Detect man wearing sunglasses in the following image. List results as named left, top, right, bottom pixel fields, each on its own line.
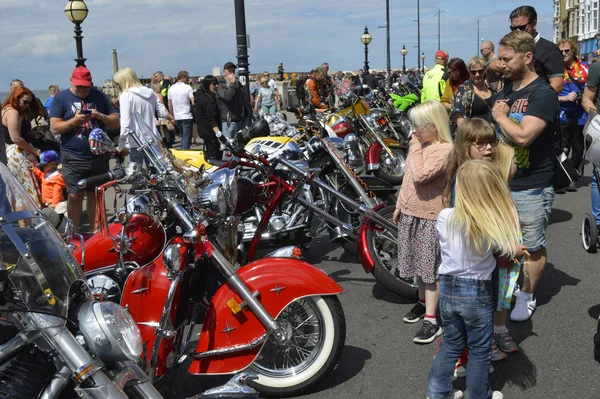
left=491, top=30, right=559, bottom=323
left=508, top=5, right=563, bottom=94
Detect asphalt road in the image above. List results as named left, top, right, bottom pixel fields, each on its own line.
left=153, top=166, right=600, bottom=399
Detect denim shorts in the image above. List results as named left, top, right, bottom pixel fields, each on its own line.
left=511, top=186, right=554, bottom=252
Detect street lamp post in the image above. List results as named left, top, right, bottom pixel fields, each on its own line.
left=64, top=0, right=89, bottom=67
left=417, top=0, right=421, bottom=72
left=378, top=0, right=392, bottom=87
left=475, top=19, right=482, bottom=56
left=361, top=26, right=373, bottom=72
left=434, top=8, right=449, bottom=51
left=401, top=45, right=408, bottom=74
left=234, top=0, right=250, bottom=95
left=421, top=52, right=426, bottom=72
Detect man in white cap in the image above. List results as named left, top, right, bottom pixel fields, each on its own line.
left=421, top=50, right=449, bottom=102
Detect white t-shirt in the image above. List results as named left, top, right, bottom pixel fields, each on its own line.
left=167, top=82, right=194, bottom=120
left=436, top=208, right=497, bottom=281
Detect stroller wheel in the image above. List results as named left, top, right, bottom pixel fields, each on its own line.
left=582, top=213, right=598, bottom=253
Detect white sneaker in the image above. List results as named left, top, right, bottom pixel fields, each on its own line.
left=510, top=289, right=536, bottom=322
left=492, top=391, right=504, bottom=399
left=426, top=389, right=463, bottom=399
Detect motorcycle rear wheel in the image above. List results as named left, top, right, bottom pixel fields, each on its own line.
left=373, top=147, right=406, bottom=186
left=367, top=205, right=418, bottom=299
left=249, top=296, right=346, bottom=397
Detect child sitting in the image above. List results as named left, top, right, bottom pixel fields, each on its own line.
left=32, top=150, right=67, bottom=212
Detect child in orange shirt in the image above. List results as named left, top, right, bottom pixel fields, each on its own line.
left=32, top=150, right=66, bottom=211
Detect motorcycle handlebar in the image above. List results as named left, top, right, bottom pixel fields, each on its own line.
left=77, top=169, right=125, bottom=189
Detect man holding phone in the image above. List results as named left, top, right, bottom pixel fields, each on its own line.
left=49, top=66, right=119, bottom=233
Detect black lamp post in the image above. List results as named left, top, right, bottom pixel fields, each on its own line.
left=421, top=52, right=426, bottom=72
left=361, top=26, right=372, bottom=72
left=401, top=45, right=408, bottom=74
left=64, top=0, right=89, bottom=67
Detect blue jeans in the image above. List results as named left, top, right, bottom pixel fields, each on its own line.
left=221, top=119, right=250, bottom=140
left=593, top=168, right=600, bottom=225
left=427, top=275, right=494, bottom=399
left=511, top=186, right=554, bottom=252
left=261, top=104, right=277, bottom=115
left=177, top=119, right=194, bottom=150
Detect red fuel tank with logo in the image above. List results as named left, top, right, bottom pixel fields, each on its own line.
left=73, top=213, right=166, bottom=272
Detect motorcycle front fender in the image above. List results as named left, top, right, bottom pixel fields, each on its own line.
left=357, top=203, right=388, bottom=273
left=365, top=139, right=403, bottom=171
left=120, top=236, right=188, bottom=378
left=188, top=258, right=343, bottom=375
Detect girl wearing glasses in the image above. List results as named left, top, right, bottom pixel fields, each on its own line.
left=393, top=100, right=453, bottom=344
left=451, top=57, right=495, bottom=131
left=427, top=160, right=525, bottom=399
left=444, top=118, right=520, bottom=379
left=0, top=86, right=45, bottom=206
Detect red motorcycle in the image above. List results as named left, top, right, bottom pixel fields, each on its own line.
left=69, top=115, right=347, bottom=397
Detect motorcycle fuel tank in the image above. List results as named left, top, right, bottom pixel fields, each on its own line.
left=73, top=213, right=166, bottom=273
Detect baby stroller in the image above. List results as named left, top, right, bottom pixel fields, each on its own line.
left=581, top=110, right=600, bottom=252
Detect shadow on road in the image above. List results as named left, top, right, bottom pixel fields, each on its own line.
left=549, top=208, right=573, bottom=225
left=314, top=345, right=372, bottom=391
left=588, top=304, right=600, bottom=320
left=328, top=269, right=376, bottom=285
left=371, top=282, right=415, bottom=304
left=534, top=263, right=581, bottom=307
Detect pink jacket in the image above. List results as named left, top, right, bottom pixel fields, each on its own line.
left=395, top=142, right=452, bottom=220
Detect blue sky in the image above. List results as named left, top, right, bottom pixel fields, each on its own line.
left=1, top=0, right=553, bottom=91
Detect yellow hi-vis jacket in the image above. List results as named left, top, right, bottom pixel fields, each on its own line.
left=421, top=64, right=447, bottom=102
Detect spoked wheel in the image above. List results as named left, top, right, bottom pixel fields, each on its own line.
left=249, top=296, right=346, bottom=397
left=582, top=212, right=598, bottom=253
left=368, top=205, right=418, bottom=299
left=373, top=148, right=406, bottom=186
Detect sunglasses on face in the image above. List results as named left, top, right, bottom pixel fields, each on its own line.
left=561, top=49, right=571, bottom=54
left=509, top=23, right=529, bottom=31
left=470, top=69, right=485, bottom=76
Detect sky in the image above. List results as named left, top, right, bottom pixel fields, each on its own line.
left=0, top=0, right=554, bottom=91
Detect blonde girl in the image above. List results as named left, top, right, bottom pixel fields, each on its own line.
left=393, top=100, right=453, bottom=344
left=427, top=160, right=526, bottom=399
left=444, top=119, right=520, bottom=375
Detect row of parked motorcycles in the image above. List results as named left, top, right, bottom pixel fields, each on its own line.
left=0, top=85, right=419, bottom=398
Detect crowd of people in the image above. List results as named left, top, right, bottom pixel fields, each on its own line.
left=2, top=3, right=600, bottom=398
left=393, top=5, right=600, bottom=399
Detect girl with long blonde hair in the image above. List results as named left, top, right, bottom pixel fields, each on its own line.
left=444, top=118, right=520, bottom=376
left=393, top=100, right=453, bottom=344
left=427, top=160, right=526, bottom=399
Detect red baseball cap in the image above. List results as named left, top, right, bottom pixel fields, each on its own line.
left=435, top=50, right=448, bottom=61
left=71, top=66, right=92, bottom=87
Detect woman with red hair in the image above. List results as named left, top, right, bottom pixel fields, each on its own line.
left=440, top=58, right=470, bottom=112
left=1, top=87, right=45, bottom=206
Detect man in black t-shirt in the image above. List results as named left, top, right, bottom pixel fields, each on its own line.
left=509, top=5, right=564, bottom=94
left=492, top=30, right=559, bottom=323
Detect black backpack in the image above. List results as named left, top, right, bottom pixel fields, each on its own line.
left=296, top=75, right=309, bottom=100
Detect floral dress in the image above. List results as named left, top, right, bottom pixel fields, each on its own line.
left=450, top=80, right=494, bottom=132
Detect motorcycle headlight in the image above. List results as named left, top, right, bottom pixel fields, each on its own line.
left=193, top=183, right=227, bottom=219
left=78, top=302, right=142, bottom=362
left=207, top=168, right=237, bottom=214
left=163, top=244, right=182, bottom=272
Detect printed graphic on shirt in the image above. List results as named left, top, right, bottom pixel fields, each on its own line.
left=495, top=100, right=530, bottom=169
left=71, top=101, right=97, bottom=142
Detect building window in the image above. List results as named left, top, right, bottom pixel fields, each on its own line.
left=594, top=1, right=599, bottom=31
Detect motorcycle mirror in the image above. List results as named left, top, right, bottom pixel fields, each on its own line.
left=117, top=210, right=131, bottom=225
left=62, top=219, right=74, bottom=244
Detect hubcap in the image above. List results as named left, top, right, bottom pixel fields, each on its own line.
left=252, top=298, right=325, bottom=377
